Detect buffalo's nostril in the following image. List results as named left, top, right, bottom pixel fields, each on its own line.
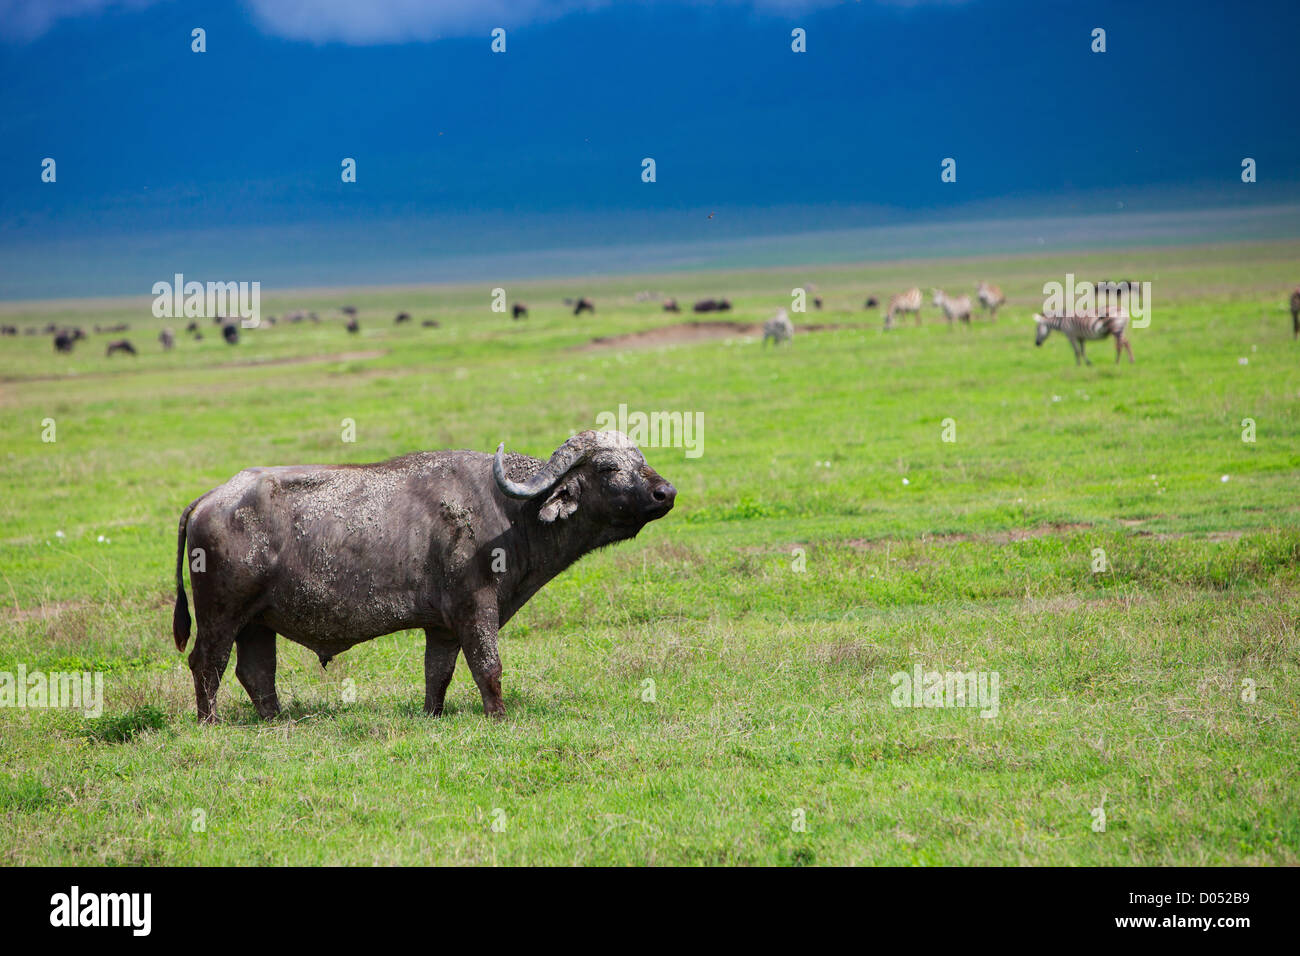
left=652, top=482, right=677, bottom=503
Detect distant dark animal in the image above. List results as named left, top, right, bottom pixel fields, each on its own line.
left=222, top=323, right=239, bottom=345
left=395, top=312, right=412, bottom=324
left=1034, top=310, right=1133, bottom=365
left=573, top=297, right=595, bottom=316
left=96, top=323, right=129, bottom=334
left=813, top=297, right=823, bottom=310
left=309, top=313, right=320, bottom=323
left=106, top=339, right=137, bottom=356
left=192, top=332, right=204, bottom=341
left=346, top=318, right=360, bottom=334
left=422, top=320, right=440, bottom=328
left=865, top=296, right=879, bottom=309
left=159, top=329, right=175, bottom=351
left=212, top=315, right=225, bottom=325
left=54, top=330, right=77, bottom=353
left=512, top=303, right=528, bottom=320
left=0, top=325, right=16, bottom=336
left=341, top=306, right=357, bottom=318
left=1292, top=287, right=1300, bottom=338
left=172, top=429, right=676, bottom=722
left=693, top=298, right=724, bottom=313
left=662, top=298, right=680, bottom=313
left=186, top=321, right=199, bottom=333
left=43, top=323, right=57, bottom=334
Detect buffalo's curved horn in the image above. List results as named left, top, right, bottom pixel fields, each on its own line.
left=494, top=434, right=593, bottom=500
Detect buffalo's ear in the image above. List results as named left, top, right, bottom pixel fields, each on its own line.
left=538, top=477, right=581, bottom=523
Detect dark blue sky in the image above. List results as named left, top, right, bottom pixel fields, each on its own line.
left=1, top=0, right=1298, bottom=295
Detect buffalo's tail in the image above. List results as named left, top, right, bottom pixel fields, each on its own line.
left=173, top=491, right=212, bottom=651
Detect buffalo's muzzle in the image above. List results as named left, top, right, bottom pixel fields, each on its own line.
left=649, top=481, right=676, bottom=514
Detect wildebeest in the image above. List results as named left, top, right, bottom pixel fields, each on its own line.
left=185, top=321, right=199, bottom=333
left=222, top=323, right=239, bottom=345
left=172, top=430, right=677, bottom=722
left=865, top=296, right=879, bottom=309
left=341, top=306, right=358, bottom=318
left=395, top=312, right=411, bottom=323
left=573, top=297, right=595, bottom=316
left=763, top=308, right=794, bottom=346
left=692, top=298, right=732, bottom=313
left=1291, top=286, right=1300, bottom=338
left=346, top=317, right=360, bottom=334
left=159, top=328, right=175, bottom=351
left=0, top=325, right=16, bottom=336
left=512, top=303, right=528, bottom=320
left=662, top=298, right=680, bottom=313
left=106, top=339, right=137, bottom=356
left=813, top=297, right=823, bottom=310
left=53, top=329, right=83, bottom=352
left=422, top=319, right=440, bottom=328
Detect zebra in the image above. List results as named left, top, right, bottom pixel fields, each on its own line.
left=931, top=289, right=972, bottom=325
left=1034, top=310, right=1134, bottom=365
left=1290, top=286, right=1299, bottom=339
left=763, top=308, right=794, bottom=346
left=976, top=281, right=1005, bottom=320
left=885, top=287, right=922, bottom=329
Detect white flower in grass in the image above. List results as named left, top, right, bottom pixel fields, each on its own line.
left=1238, top=357, right=1249, bottom=365
left=902, top=478, right=910, bottom=486
left=55, top=530, right=65, bottom=538
left=1221, top=475, right=1230, bottom=483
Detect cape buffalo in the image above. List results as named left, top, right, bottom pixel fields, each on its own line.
left=573, top=297, right=595, bottom=315
left=222, top=323, right=239, bottom=345
left=106, top=339, right=137, bottom=356
left=512, top=302, right=528, bottom=319
left=172, top=430, right=676, bottom=722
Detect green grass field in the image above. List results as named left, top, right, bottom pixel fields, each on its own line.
left=1, top=238, right=1298, bottom=865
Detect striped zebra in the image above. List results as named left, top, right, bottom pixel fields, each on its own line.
left=976, top=281, right=1005, bottom=320
left=762, top=308, right=794, bottom=346
left=931, top=289, right=972, bottom=325
left=886, top=287, right=922, bottom=329
left=1290, top=286, right=1299, bottom=338
left=1034, top=310, right=1134, bottom=365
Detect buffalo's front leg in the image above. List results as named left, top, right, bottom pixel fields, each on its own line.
left=457, top=607, right=504, bottom=718
left=423, top=628, right=460, bottom=716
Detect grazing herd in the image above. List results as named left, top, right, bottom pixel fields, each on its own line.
left=16, top=281, right=1300, bottom=370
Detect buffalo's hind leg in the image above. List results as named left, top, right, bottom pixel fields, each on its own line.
left=423, top=628, right=460, bottom=716
left=235, top=623, right=281, bottom=719
left=189, top=620, right=237, bottom=724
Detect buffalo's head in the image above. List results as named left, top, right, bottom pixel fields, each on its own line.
left=494, top=430, right=676, bottom=528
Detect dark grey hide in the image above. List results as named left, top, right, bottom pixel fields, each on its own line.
left=173, top=430, right=675, bottom=722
